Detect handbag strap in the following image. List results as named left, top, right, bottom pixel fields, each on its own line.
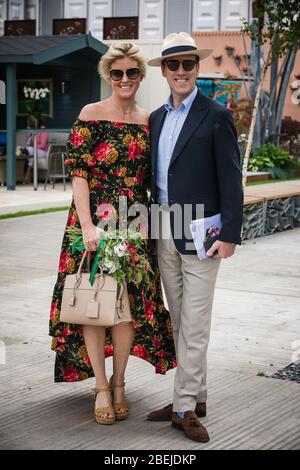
left=116, top=283, right=125, bottom=319
left=72, top=237, right=105, bottom=286
left=76, top=250, right=90, bottom=276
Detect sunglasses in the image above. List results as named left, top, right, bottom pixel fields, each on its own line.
left=109, top=67, right=140, bottom=81
left=164, top=59, right=198, bottom=72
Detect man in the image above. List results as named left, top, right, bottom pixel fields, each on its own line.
left=147, top=32, right=244, bottom=442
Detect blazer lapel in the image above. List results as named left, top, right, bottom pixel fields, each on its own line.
left=169, top=91, right=209, bottom=167
left=151, top=106, right=167, bottom=172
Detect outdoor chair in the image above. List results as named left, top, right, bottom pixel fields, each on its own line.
left=44, top=143, right=68, bottom=191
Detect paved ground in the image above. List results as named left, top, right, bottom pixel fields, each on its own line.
left=0, top=182, right=72, bottom=215
left=1, top=179, right=299, bottom=216
left=0, top=211, right=299, bottom=450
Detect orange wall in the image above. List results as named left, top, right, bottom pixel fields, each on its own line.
left=193, top=31, right=300, bottom=121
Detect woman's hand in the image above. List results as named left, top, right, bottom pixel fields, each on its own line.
left=82, top=224, right=102, bottom=252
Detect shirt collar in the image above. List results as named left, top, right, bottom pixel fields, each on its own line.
left=164, top=86, right=198, bottom=112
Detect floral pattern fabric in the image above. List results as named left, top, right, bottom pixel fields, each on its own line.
left=49, top=119, right=176, bottom=382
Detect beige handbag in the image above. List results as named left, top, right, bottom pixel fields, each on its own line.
left=60, top=250, right=131, bottom=326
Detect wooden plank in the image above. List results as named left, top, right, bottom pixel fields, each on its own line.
left=243, top=195, right=264, bottom=205
left=245, top=182, right=300, bottom=200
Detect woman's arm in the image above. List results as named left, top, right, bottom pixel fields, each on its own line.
left=72, top=176, right=100, bottom=252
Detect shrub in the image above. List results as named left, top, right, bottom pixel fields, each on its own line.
left=248, top=143, right=300, bottom=178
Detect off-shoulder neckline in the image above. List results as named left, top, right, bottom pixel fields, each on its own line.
left=75, top=118, right=149, bottom=128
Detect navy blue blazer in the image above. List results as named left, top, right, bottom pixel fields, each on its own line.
left=149, top=91, right=244, bottom=254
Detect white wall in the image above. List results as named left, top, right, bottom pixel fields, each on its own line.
left=100, top=40, right=170, bottom=113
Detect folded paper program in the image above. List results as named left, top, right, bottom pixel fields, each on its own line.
left=190, top=213, right=222, bottom=260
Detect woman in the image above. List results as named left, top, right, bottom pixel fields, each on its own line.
left=49, top=43, right=176, bottom=425
left=24, top=117, right=49, bottom=184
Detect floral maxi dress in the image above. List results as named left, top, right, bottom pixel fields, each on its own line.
left=49, top=119, right=176, bottom=382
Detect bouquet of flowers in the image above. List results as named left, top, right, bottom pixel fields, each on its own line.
left=66, top=227, right=152, bottom=287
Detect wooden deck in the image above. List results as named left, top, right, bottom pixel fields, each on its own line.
left=1, top=211, right=300, bottom=450
left=244, top=180, right=300, bottom=202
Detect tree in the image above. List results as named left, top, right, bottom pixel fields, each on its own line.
left=241, top=0, right=300, bottom=187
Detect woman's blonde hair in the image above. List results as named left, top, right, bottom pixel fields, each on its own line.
left=98, top=43, right=147, bottom=82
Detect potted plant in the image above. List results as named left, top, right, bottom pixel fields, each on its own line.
left=234, top=54, right=242, bottom=66
left=225, top=46, right=235, bottom=57
left=213, top=54, right=223, bottom=66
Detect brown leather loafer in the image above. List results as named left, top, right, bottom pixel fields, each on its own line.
left=171, top=411, right=209, bottom=443
left=147, top=402, right=206, bottom=421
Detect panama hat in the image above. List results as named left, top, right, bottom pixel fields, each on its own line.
left=148, top=32, right=212, bottom=67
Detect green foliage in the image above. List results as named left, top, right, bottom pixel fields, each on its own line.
left=241, top=0, right=300, bottom=61
left=248, top=143, right=300, bottom=178
left=66, top=227, right=153, bottom=287
left=0, top=206, right=69, bottom=220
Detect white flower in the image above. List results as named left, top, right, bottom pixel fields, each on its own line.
left=114, top=242, right=128, bottom=257
left=103, top=258, right=119, bottom=273
left=23, top=86, right=50, bottom=101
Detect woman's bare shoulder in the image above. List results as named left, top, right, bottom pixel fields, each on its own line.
left=137, top=107, right=150, bottom=125
left=78, top=101, right=107, bottom=121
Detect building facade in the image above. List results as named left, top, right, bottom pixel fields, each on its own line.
left=0, top=0, right=253, bottom=38
left=1, top=1, right=299, bottom=118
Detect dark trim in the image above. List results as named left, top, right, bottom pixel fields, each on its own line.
left=6, top=63, right=16, bottom=190
left=0, top=35, right=108, bottom=65
left=162, top=45, right=197, bottom=56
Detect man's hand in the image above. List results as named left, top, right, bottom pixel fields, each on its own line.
left=206, top=240, right=236, bottom=259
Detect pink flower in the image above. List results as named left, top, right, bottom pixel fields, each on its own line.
left=66, top=214, right=77, bottom=226
left=56, top=336, right=66, bottom=344
left=70, top=131, right=84, bottom=147
left=132, top=344, right=148, bottom=360
left=93, top=171, right=108, bottom=180
left=118, top=188, right=134, bottom=199
left=128, top=140, right=142, bottom=159
left=155, top=351, right=167, bottom=357
left=96, top=202, right=115, bottom=220
left=105, top=344, right=113, bottom=356
left=152, top=336, right=161, bottom=348
left=114, top=169, right=124, bottom=177
left=94, top=142, right=111, bottom=161
left=62, top=328, right=73, bottom=336
left=50, top=302, right=56, bottom=321
left=83, top=355, right=92, bottom=367
left=135, top=170, right=145, bottom=184
left=145, top=299, right=156, bottom=321
left=62, top=366, right=80, bottom=382
left=58, top=252, right=70, bottom=272
left=113, top=121, right=126, bottom=128
left=131, top=319, right=141, bottom=332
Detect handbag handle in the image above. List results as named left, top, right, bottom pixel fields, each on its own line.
left=72, top=237, right=105, bottom=286
left=76, top=250, right=89, bottom=277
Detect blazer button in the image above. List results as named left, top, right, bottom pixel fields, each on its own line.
left=151, top=172, right=155, bottom=176
left=169, top=173, right=173, bottom=177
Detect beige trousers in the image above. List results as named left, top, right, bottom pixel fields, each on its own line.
left=156, top=207, right=221, bottom=412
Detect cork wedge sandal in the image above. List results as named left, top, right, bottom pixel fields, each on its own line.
left=109, top=375, right=129, bottom=421
left=92, top=386, right=115, bottom=425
